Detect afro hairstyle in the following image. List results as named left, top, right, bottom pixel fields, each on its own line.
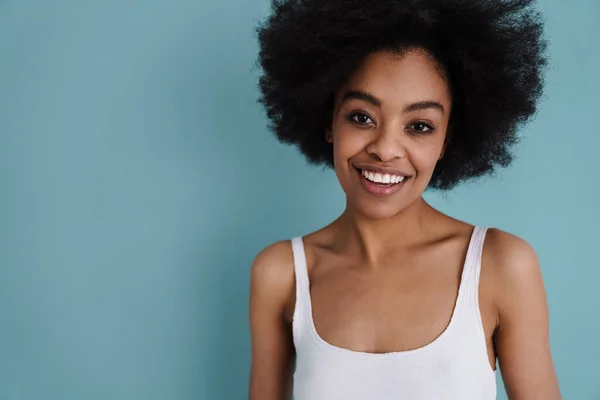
left=255, top=0, right=549, bottom=190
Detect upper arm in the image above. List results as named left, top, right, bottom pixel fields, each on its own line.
left=248, top=241, right=296, bottom=400
left=486, top=229, right=561, bottom=399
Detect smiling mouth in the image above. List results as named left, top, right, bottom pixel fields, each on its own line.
left=355, top=166, right=408, bottom=184
left=354, top=166, right=410, bottom=196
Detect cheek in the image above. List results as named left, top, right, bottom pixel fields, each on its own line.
left=409, top=139, right=446, bottom=175
left=331, top=131, right=365, bottom=188
left=413, top=145, right=440, bottom=165
left=332, top=129, right=364, bottom=164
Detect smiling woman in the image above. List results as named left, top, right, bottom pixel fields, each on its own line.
left=328, top=50, right=452, bottom=216
left=249, top=1, right=561, bottom=399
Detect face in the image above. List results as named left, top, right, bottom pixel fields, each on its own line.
left=327, top=49, right=452, bottom=220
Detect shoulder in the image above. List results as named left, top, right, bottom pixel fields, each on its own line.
left=483, top=227, right=541, bottom=279
left=482, top=227, right=546, bottom=314
left=481, top=229, right=560, bottom=398
left=249, top=240, right=296, bottom=312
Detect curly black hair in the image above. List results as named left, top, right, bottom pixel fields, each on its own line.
left=255, top=0, right=548, bottom=190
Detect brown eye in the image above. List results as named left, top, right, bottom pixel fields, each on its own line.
left=347, top=112, right=374, bottom=126
left=410, top=122, right=434, bottom=133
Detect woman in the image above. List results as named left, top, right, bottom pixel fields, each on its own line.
left=249, top=0, right=561, bottom=398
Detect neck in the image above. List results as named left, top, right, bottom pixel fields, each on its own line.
left=334, top=196, right=437, bottom=266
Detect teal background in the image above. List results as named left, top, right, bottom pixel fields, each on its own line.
left=0, top=0, right=597, bottom=399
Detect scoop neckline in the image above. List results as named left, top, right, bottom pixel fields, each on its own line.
left=295, top=226, right=479, bottom=359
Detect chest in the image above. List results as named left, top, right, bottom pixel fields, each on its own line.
left=287, top=230, right=499, bottom=375
left=308, top=256, right=464, bottom=353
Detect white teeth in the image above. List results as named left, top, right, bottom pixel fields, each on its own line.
left=361, top=169, right=405, bottom=184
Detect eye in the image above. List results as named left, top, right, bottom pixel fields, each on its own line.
left=409, top=122, right=435, bottom=133
left=347, top=112, right=375, bottom=126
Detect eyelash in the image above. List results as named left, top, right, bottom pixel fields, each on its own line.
left=345, top=112, right=435, bottom=134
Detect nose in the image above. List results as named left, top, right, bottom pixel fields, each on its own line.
left=365, top=124, right=407, bottom=162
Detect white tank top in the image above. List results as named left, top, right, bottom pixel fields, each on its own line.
left=290, top=226, right=497, bottom=400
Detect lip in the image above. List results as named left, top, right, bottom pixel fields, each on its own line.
left=353, top=165, right=410, bottom=196
left=357, top=169, right=408, bottom=196
left=352, top=162, right=412, bottom=177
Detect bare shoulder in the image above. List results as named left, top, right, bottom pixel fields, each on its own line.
left=482, top=228, right=546, bottom=313
left=482, top=229, right=560, bottom=398
left=251, top=240, right=295, bottom=282
left=483, top=228, right=542, bottom=282
left=248, top=240, right=297, bottom=399
left=250, top=240, right=296, bottom=313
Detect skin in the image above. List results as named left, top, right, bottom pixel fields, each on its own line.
left=248, top=49, right=561, bottom=399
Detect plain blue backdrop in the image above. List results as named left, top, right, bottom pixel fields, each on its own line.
left=0, top=0, right=598, bottom=399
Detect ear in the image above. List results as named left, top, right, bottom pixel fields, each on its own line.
left=325, top=128, right=333, bottom=143
left=439, top=122, right=453, bottom=160
left=438, top=143, right=446, bottom=160
left=439, top=129, right=452, bottom=160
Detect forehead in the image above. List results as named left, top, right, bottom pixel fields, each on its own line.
left=337, top=49, right=452, bottom=109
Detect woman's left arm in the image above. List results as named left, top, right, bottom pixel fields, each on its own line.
left=488, top=229, right=561, bottom=400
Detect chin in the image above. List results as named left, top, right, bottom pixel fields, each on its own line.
left=348, top=195, right=412, bottom=220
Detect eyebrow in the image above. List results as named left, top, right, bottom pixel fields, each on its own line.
left=341, top=89, right=445, bottom=114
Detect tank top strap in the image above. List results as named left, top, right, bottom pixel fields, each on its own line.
left=290, top=236, right=311, bottom=339
left=456, top=226, right=489, bottom=337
